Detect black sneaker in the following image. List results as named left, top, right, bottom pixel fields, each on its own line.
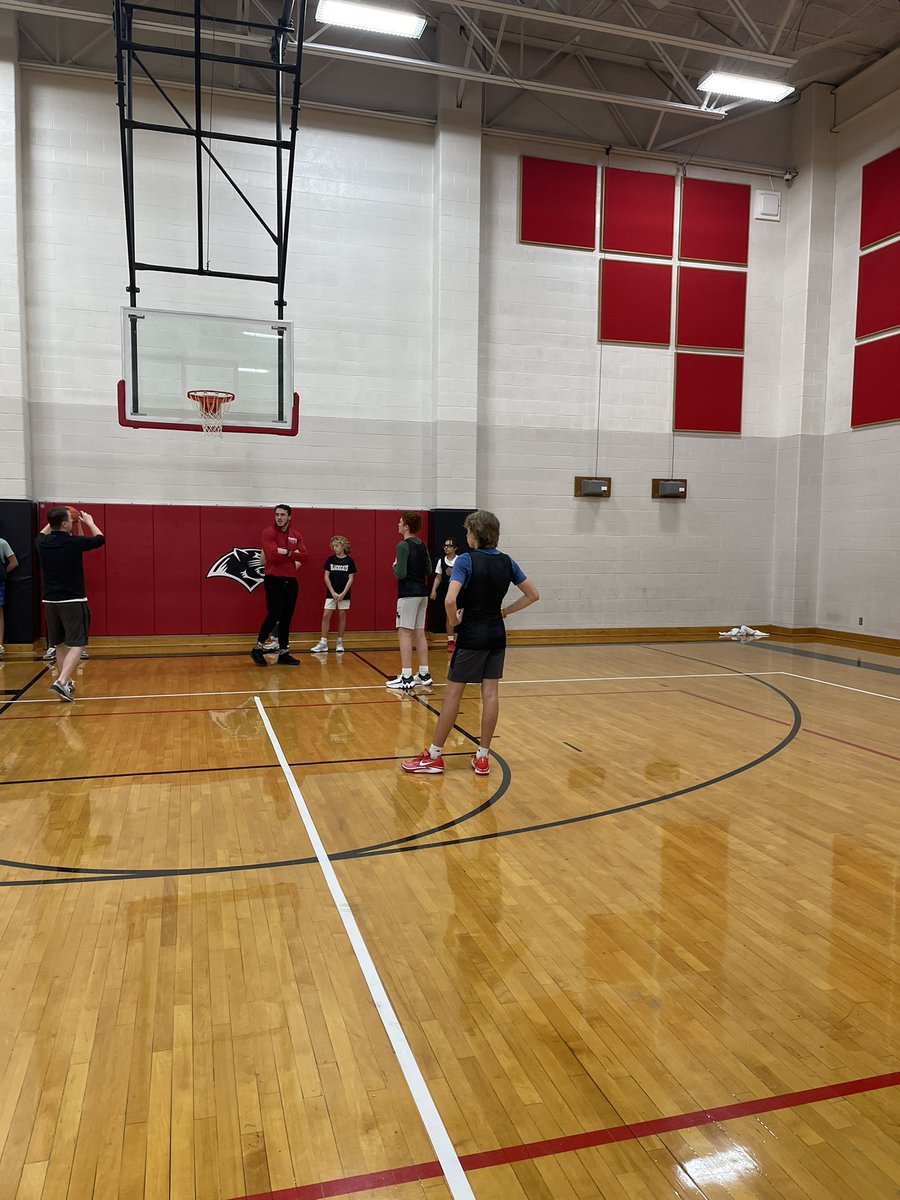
left=415, top=672, right=433, bottom=688
left=50, top=679, right=74, bottom=702
left=250, top=647, right=267, bottom=665
left=386, top=674, right=416, bottom=692
left=276, top=652, right=300, bottom=666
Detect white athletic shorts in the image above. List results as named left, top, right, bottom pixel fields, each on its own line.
left=396, top=596, right=427, bottom=629
left=324, top=597, right=350, bottom=610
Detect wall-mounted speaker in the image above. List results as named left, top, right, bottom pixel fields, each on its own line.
left=574, top=476, right=612, bottom=498
left=652, top=478, right=688, bottom=499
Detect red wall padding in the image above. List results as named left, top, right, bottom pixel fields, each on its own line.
left=601, top=168, right=675, bottom=257
left=519, top=156, right=597, bottom=250
left=36, top=506, right=430, bottom=637
left=105, top=505, right=155, bottom=635
left=679, top=178, right=750, bottom=266
left=851, top=334, right=900, bottom=428
left=673, top=352, right=743, bottom=433
left=855, top=239, right=900, bottom=338
left=599, top=259, right=672, bottom=345
left=676, top=267, right=747, bottom=351
left=860, top=145, right=900, bottom=249
left=154, top=507, right=201, bottom=634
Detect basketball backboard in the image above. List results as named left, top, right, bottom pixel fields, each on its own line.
left=117, top=307, right=299, bottom=436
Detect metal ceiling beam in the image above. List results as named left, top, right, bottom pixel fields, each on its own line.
left=425, top=0, right=797, bottom=66
left=1, top=0, right=730, bottom=118
left=0, top=0, right=797, bottom=66
left=302, top=41, right=729, bottom=116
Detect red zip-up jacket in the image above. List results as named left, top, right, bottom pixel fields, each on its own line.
left=261, top=522, right=309, bottom=577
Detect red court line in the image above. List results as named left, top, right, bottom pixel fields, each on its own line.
left=233, top=1069, right=900, bottom=1200
left=682, top=689, right=900, bottom=764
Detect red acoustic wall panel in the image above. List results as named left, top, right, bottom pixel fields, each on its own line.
left=679, top=178, right=751, bottom=265
left=294, top=509, right=337, bottom=634
left=104, top=505, right=155, bottom=635
left=855, top=239, right=900, bottom=338
left=851, top=334, right=900, bottom=427
left=520, top=156, right=597, bottom=250
left=153, top=506, right=202, bottom=635
left=677, top=267, right=747, bottom=351
left=601, top=168, right=675, bottom=257
left=327, top=510, right=377, bottom=632
left=860, top=145, right=900, bottom=249
left=599, top=259, right=672, bottom=345
left=200, top=506, right=275, bottom=635
left=674, top=353, right=743, bottom=433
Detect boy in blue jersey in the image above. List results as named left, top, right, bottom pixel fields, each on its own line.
left=402, top=510, right=539, bottom=776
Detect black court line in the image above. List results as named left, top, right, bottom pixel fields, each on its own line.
left=563, top=742, right=582, bottom=752
left=0, top=667, right=49, bottom=718
left=0, top=655, right=799, bottom=887
left=0, top=751, right=476, bottom=789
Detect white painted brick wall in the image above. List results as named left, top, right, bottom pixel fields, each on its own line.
left=8, top=68, right=900, bottom=635
left=817, top=86, right=900, bottom=637
left=0, top=19, right=30, bottom=498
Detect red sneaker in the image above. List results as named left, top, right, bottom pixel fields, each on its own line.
left=446, top=639, right=455, bottom=652
left=471, top=753, right=490, bottom=776
left=401, top=749, right=444, bottom=774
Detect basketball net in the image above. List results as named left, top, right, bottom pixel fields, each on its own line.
left=187, top=390, right=234, bottom=438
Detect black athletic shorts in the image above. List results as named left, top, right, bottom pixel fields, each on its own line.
left=447, top=645, right=505, bottom=684
left=44, top=601, right=90, bottom=648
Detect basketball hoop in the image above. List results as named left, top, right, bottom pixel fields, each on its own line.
left=187, top=390, right=234, bottom=438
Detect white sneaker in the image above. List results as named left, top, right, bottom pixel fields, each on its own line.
left=43, top=646, right=56, bottom=662
left=0, top=645, right=4, bottom=655
left=262, top=637, right=279, bottom=652
left=335, top=639, right=344, bottom=652
left=386, top=674, right=415, bottom=692
left=310, top=639, right=328, bottom=653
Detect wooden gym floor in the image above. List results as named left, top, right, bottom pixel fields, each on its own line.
left=0, top=636, right=899, bottom=1200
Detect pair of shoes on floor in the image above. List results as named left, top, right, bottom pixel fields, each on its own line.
left=251, top=646, right=299, bottom=666
left=386, top=671, right=432, bottom=693
left=401, top=750, right=491, bottom=775
left=50, top=679, right=75, bottom=702
left=311, top=639, right=345, bottom=653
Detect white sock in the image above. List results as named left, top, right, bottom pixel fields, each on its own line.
left=418, top=664, right=430, bottom=676
left=477, top=746, right=489, bottom=758
left=401, top=668, right=413, bottom=678
left=429, top=743, right=443, bottom=759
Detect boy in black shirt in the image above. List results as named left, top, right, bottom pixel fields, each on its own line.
left=386, top=512, right=432, bottom=693
left=310, top=536, right=357, bottom=653
left=35, top=506, right=105, bottom=701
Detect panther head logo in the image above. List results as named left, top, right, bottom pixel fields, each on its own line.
left=206, top=547, right=265, bottom=592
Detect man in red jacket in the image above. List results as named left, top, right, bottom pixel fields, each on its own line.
left=250, top=504, right=308, bottom=666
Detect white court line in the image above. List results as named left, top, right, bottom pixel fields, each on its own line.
left=9, top=670, right=794, bottom=706
left=253, top=695, right=476, bottom=1200
left=784, top=671, right=900, bottom=703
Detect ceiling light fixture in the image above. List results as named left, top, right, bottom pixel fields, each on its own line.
left=699, top=71, right=794, bottom=102
left=315, top=0, right=427, bottom=38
